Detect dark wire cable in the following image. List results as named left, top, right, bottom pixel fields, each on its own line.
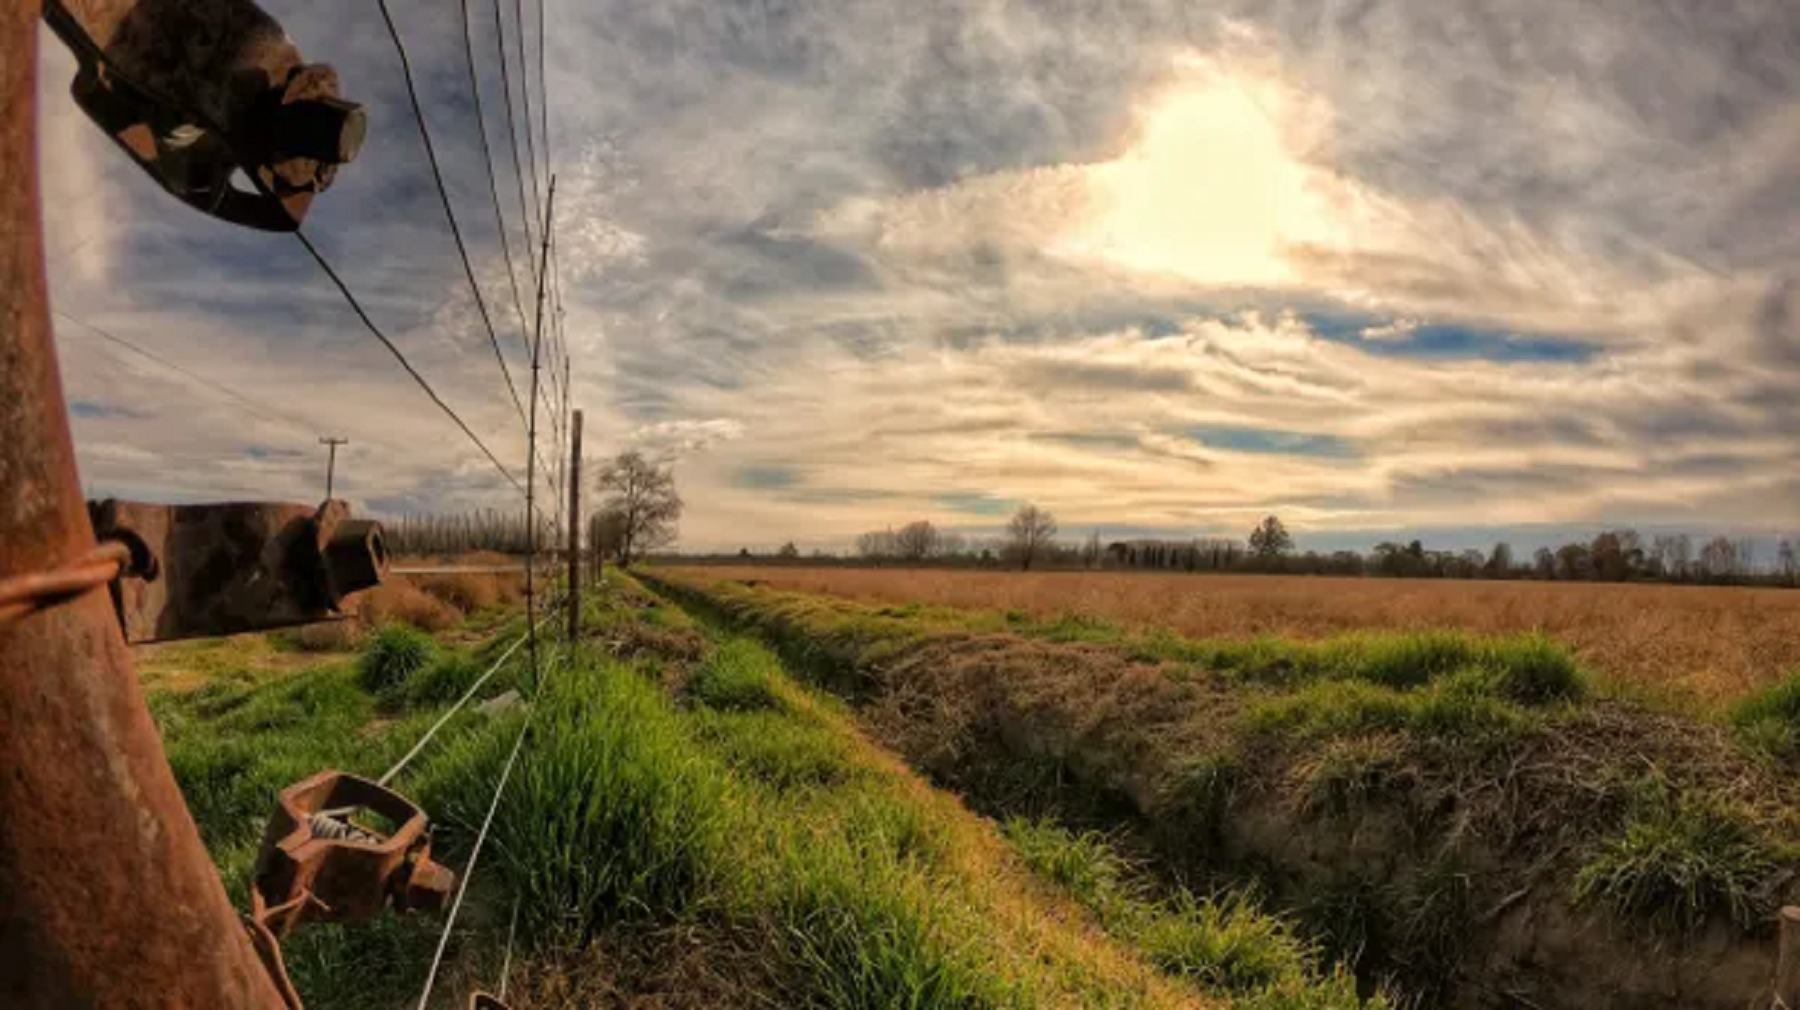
left=294, top=230, right=526, bottom=497
left=375, top=0, right=527, bottom=430
left=54, top=311, right=309, bottom=431
left=491, top=0, right=539, bottom=292
left=513, top=0, right=544, bottom=235
left=461, top=0, right=534, bottom=360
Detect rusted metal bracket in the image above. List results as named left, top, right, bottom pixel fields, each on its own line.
left=87, top=498, right=388, bottom=643
left=250, top=771, right=457, bottom=940
left=41, top=0, right=364, bottom=230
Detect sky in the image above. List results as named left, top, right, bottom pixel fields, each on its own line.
left=34, top=0, right=1800, bottom=554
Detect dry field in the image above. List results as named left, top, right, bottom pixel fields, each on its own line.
left=668, top=566, right=1800, bottom=705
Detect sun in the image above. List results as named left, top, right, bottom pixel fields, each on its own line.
left=1058, top=59, right=1344, bottom=289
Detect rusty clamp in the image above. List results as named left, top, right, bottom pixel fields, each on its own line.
left=87, top=498, right=388, bottom=643
left=250, top=771, right=457, bottom=940
left=42, top=0, right=364, bottom=230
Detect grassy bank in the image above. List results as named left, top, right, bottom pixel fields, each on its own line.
left=645, top=569, right=1800, bottom=1009
left=147, top=575, right=1386, bottom=1007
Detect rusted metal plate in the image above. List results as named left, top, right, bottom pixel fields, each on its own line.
left=251, top=771, right=456, bottom=939
left=42, top=0, right=364, bottom=230
left=88, top=498, right=388, bottom=643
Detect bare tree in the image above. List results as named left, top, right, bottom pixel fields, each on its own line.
left=1006, top=503, right=1057, bottom=571
left=1080, top=529, right=1103, bottom=569
left=894, top=520, right=941, bottom=561
left=594, top=450, right=682, bottom=566
left=1247, top=515, right=1294, bottom=561
left=856, top=528, right=897, bottom=560
left=1699, top=536, right=1739, bottom=581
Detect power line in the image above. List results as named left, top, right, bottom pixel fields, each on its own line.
left=375, top=0, right=527, bottom=430
left=460, top=0, right=533, bottom=360
left=54, top=310, right=308, bottom=431
left=293, top=230, right=526, bottom=498
left=513, top=0, right=544, bottom=238
left=490, top=0, right=539, bottom=309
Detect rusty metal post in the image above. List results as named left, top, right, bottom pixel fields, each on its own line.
left=0, top=6, right=285, bottom=1005
left=566, top=409, right=582, bottom=641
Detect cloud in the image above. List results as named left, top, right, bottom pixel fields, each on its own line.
left=33, top=0, right=1800, bottom=552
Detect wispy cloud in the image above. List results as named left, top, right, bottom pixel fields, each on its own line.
left=35, top=0, right=1800, bottom=550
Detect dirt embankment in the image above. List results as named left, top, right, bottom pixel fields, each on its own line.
left=647, top=572, right=1800, bottom=1010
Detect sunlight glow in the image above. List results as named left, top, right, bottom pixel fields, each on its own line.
left=1060, top=61, right=1343, bottom=288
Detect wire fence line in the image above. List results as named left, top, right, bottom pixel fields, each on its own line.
left=376, top=0, right=527, bottom=431
left=376, top=596, right=561, bottom=788
left=414, top=599, right=574, bottom=1009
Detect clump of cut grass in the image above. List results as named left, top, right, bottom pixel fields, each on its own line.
left=689, top=638, right=782, bottom=711
left=1731, top=672, right=1800, bottom=761
left=1163, top=753, right=1238, bottom=836
left=1573, top=779, right=1776, bottom=931
left=357, top=623, right=436, bottom=694
left=272, top=619, right=364, bottom=653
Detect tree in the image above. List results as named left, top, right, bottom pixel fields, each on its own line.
left=588, top=507, right=629, bottom=563
left=1080, top=530, right=1103, bottom=569
left=855, top=528, right=897, bottom=560
left=1700, top=536, right=1740, bottom=581
left=777, top=541, right=800, bottom=560
left=894, top=520, right=941, bottom=561
left=1006, top=503, right=1057, bottom=571
left=1247, top=516, right=1293, bottom=560
left=594, top=450, right=682, bottom=566
left=1779, top=538, right=1798, bottom=586
left=1485, top=542, right=1514, bottom=578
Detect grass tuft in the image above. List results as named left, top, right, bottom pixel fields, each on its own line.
left=1731, top=672, right=1800, bottom=762
left=689, top=639, right=782, bottom=711
left=357, top=624, right=436, bottom=695
left=1573, top=780, right=1776, bottom=931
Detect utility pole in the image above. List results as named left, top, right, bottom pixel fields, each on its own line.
left=566, top=409, right=582, bottom=642
left=319, top=436, right=348, bottom=500
left=0, top=6, right=285, bottom=1004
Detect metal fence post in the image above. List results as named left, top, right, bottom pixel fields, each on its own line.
left=566, top=409, right=582, bottom=641
left=0, top=5, right=285, bottom=1005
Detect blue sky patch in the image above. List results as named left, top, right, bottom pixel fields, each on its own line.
left=69, top=400, right=142, bottom=420
left=1188, top=425, right=1359, bottom=459
left=935, top=491, right=1014, bottom=516
left=1302, top=312, right=1598, bottom=363
left=733, top=465, right=800, bottom=490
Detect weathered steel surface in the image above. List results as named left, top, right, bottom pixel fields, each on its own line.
left=0, top=4, right=287, bottom=1004
left=250, top=771, right=456, bottom=939
left=88, top=498, right=388, bottom=643
left=42, top=0, right=364, bottom=230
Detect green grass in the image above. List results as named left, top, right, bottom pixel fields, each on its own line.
left=1002, top=818, right=1382, bottom=1007
left=689, top=638, right=782, bottom=710
left=357, top=623, right=436, bottom=694
left=1731, top=672, right=1800, bottom=762
left=1573, top=779, right=1776, bottom=931
left=148, top=625, right=535, bottom=1005
left=1244, top=674, right=1540, bottom=750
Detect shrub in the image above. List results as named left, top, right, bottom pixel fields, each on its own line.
left=356, top=582, right=459, bottom=632
left=1573, top=781, right=1775, bottom=931
left=358, top=624, right=436, bottom=695
left=273, top=619, right=364, bottom=652
left=1476, top=634, right=1586, bottom=704
left=1731, top=672, right=1800, bottom=761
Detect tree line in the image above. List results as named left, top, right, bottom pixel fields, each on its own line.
left=787, top=512, right=1800, bottom=588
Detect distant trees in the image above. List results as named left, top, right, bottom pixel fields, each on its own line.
left=894, top=520, right=942, bottom=561
left=1080, top=530, right=1103, bottom=569
left=1006, top=503, right=1058, bottom=571
left=593, top=450, right=682, bottom=566
left=383, top=509, right=552, bottom=556
left=1248, top=516, right=1293, bottom=561
left=777, top=541, right=800, bottom=560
